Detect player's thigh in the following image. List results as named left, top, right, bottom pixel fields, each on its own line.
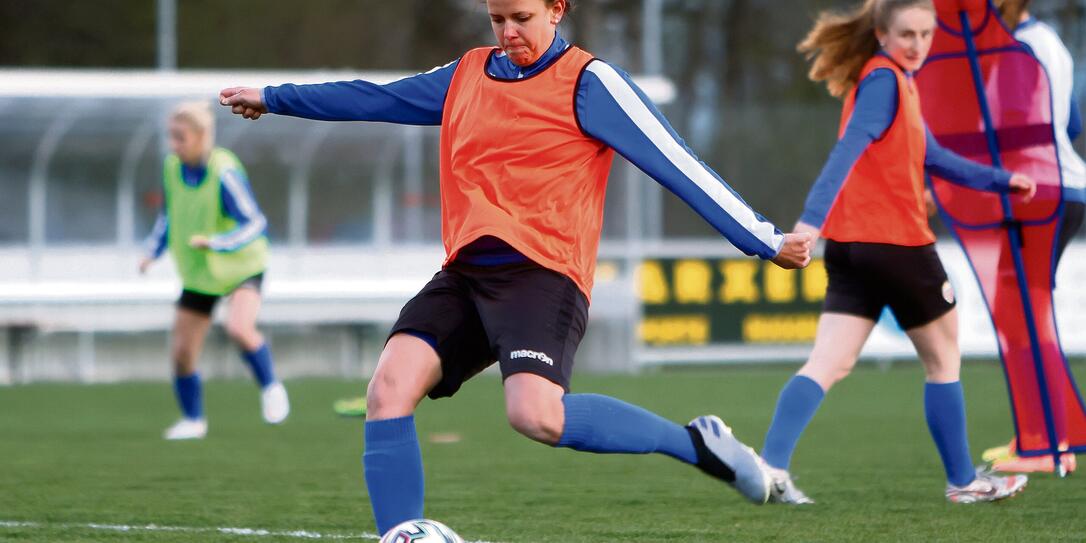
left=905, top=308, right=960, bottom=383
left=503, top=372, right=566, bottom=444
left=366, top=333, right=444, bottom=420
left=799, top=312, right=877, bottom=389
left=372, top=269, right=491, bottom=412
left=801, top=241, right=882, bottom=388
left=473, top=263, right=589, bottom=397
left=225, top=277, right=263, bottom=331
left=171, top=300, right=214, bottom=366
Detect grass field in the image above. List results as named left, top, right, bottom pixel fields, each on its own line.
left=2, top=361, right=1085, bottom=542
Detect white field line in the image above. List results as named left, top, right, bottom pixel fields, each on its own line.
left=0, top=520, right=499, bottom=543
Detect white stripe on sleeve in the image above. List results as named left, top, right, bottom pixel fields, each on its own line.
left=211, top=168, right=266, bottom=251
left=221, top=169, right=259, bottom=219
left=585, top=61, right=784, bottom=253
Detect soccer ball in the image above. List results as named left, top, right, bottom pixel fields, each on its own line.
left=379, top=519, right=464, bottom=543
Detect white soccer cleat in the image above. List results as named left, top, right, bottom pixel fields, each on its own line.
left=687, top=415, right=772, bottom=504
left=261, top=382, right=290, bottom=425
left=163, top=418, right=207, bottom=440
left=767, top=466, right=814, bottom=505
left=945, top=467, right=1028, bottom=504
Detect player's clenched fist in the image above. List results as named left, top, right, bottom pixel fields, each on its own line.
left=771, top=232, right=813, bottom=270
left=219, top=87, right=267, bottom=120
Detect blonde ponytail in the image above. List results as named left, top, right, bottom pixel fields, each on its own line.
left=799, top=0, right=934, bottom=98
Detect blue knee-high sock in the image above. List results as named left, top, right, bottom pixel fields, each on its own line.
left=173, top=373, right=203, bottom=420
left=761, top=375, right=825, bottom=470
left=364, top=416, right=424, bottom=535
left=924, top=381, right=976, bottom=487
left=241, top=343, right=276, bottom=389
left=556, top=393, right=698, bottom=464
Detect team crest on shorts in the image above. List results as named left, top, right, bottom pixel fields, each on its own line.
left=942, top=281, right=955, bottom=304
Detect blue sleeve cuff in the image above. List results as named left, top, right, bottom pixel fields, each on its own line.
left=262, top=86, right=277, bottom=114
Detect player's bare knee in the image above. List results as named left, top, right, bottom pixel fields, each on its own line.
left=506, top=401, right=563, bottom=445
left=171, top=344, right=198, bottom=371
left=831, top=364, right=855, bottom=384
left=366, top=369, right=419, bottom=420
left=800, top=360, right=852, bottom=389
left=224, top=321, right=254, bottom=345
left=922, top=357, right=960, bottom=383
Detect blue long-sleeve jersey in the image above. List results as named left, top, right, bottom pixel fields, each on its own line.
left=799, top=65, right=1014, bottom=228
left=144, top=163, right=268, bottom=258
left=263, top=32, right=784, bottom=259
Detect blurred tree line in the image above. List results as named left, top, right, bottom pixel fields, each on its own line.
left=2, top=0, right=1084, bottom=233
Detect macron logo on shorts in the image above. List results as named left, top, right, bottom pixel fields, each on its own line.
left=510, top=349, right=554, bottom=366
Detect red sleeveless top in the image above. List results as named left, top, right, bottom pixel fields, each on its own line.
left=822, top=56, right=933, bottom=246
left=440, top=46, right=615, bottom=300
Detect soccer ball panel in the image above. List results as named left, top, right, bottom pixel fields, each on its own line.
left=379, top=519, right=464, bottom=543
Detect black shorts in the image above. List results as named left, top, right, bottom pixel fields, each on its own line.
left=390, top=261, right=589, bottom=399
left=823, top=241, right=955, bottom=330
left=177, top=273, right=265, bottom=316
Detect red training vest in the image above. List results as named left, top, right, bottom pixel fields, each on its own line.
left=822, top=56, right=932, bottom=246
left=440, top=46, right=615, bottom=300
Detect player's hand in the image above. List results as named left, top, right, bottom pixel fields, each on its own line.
left=138, top=257, right=154, bottom=275
left=772, top=232, right=813, bottom=270
left=188, top=235, right=211, bottom=250
left=923, top=188, right=938, bottom=217
left=219, top=87, right=267, bottom=120
left=1008, top=173, right=1036, bottom=203
left=792, top=221, right=820, bottom=241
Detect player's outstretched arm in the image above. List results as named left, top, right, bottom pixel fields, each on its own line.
left=924, top=128, right=1036, bottom=202
left=574, top=59, right=795, bottom=263
left=220, top=61, right=459, bottom=124
left=220, top=87, right=267, bottom=120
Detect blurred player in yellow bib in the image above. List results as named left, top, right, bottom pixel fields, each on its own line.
left=140, top=102, right=289, bottom=440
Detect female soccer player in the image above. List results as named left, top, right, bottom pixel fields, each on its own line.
left=221, top=0, right=811, bottom=533
left=141, top=101, right=289, bottom=440
left=757, top=0, right=1035, bottom=504
left=979, top=0, right=1083, bottom=473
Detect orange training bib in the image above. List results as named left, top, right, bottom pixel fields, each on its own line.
left=440, top=46, right=615, bottom=300
left=822, top=56, right=932, bottom=246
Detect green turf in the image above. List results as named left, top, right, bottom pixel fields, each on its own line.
left=2, top=362, right=1085, bottom=542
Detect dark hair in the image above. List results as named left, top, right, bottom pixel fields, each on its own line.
left=798, top=0, right=935, bottom=98
left=995, top=0, right=1031, bottom=30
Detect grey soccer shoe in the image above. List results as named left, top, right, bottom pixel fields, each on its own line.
left=945, top=467, right=1028, bottom=504
left=687, top=415, right=772, bottom=504
left=767, top=466, right=814, bottom=505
